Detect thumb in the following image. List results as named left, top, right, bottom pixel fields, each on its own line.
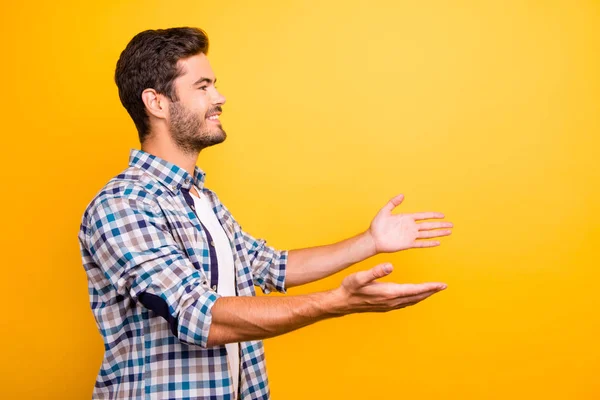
left=380, top=194, right=404, bottom=214
left=353, top=263, right=394, bottom=287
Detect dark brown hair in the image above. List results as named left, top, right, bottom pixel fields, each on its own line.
left=114, top=27, right=209, bottom=143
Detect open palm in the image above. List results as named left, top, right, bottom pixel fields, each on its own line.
left=368, top=194, right=453, bottom=252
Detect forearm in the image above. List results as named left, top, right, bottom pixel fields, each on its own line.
left=206, top=290, right=343, bottom=347
left=284, top=231, right=376, bottom=288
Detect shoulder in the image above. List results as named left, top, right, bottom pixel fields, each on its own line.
left=80, top=166, right=164, bottom=235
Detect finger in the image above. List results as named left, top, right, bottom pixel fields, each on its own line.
left=412, top=212, right=445, bottom=221
left=418, top=221, right=453, bottom=231
left=417, top=229, right=452, bottom=239
left=353, top=263, right=394, bottom=286
left=398, top=290, right=439, bottom=305
left=380, top=194, right=405, bottom=214
left=392, top=289, right=444, bottom=309
left=413, top=240, right=441, bottom=248
left=389, top=282, right=447, bottom=298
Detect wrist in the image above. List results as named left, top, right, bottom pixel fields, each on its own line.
left=323, top=288, right=350, bottom=316
left=360, top=229, right=379, bottom=258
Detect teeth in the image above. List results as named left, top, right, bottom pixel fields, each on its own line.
left=207, top=115, right=220, bottom=120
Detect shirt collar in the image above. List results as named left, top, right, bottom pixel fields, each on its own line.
left=128, top=148, right=206, bottom=193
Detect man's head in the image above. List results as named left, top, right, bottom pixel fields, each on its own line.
left=115, top=27, right=226, bottom=153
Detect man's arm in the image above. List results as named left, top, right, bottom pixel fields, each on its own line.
left=83, top=194, right=221, bottom=348
left=285, top=231, right=376, bottom=289
left=83, top=192, right=447, bottom=349
left=285, top=194, right=454, bottom=288
left=207, top=263, right=447, bottom=347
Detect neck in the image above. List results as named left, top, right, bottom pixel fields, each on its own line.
left=141, top=134, right=199, bottom=177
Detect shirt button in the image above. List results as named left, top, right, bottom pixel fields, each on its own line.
left=210, top=241, right=215, bottom=247
left=212, top=285, right=217, bottom=291
left=171, top=185, right=177, bottom=191
left=184, top=178, right=190, bottom=184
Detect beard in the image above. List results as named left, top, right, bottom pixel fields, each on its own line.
left=168, top=102, right=227, bottom=154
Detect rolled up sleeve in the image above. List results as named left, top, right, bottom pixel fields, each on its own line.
left=84, top=196, right=219, bottom=348
left=239, top=230, right=288, bottom=295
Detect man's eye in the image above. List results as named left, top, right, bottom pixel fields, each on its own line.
left=199, top=86, right=208, bottom=90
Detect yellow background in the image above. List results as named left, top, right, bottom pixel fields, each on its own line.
left=1, top=0, right=598, bottom=398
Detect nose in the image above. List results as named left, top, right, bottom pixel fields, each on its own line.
left=213, top=88, right=226, bottom=106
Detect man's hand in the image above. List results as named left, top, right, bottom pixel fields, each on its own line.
left=285, top=194, right=454, bottom=289
left=207, top=262, right=446, bottom=346
left=331, top=263, right=447, bottom=315
left=366, top=194, right=453, bottom=253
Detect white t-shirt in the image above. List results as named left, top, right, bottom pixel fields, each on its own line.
left=190, top=190, right=240, bottom=395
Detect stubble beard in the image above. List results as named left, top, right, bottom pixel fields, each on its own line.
left=168, top=102, right=227, bottom=155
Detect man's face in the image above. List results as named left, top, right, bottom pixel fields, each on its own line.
left=167, top=53, right=226, bottom=154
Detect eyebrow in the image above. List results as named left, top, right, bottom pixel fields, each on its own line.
left=193, top=77, right=217, bottom=86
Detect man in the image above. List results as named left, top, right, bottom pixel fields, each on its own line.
left=78, top=27, right=453, bottom=400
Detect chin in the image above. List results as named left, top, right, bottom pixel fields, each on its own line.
left=200, top=130, right=226, bottom=147
left=212, top=128, right=227, bottom=141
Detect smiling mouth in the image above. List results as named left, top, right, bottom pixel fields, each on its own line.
left=206, top=109, right=222, bottom=122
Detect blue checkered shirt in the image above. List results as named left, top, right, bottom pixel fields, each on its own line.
left=78, top=149, right=288, bottom=399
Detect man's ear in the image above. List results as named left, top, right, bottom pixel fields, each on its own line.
left=141, top=89, right=168, bottom=119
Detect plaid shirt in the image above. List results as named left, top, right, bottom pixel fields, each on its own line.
left=78, top=149, right=288, bottom=399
